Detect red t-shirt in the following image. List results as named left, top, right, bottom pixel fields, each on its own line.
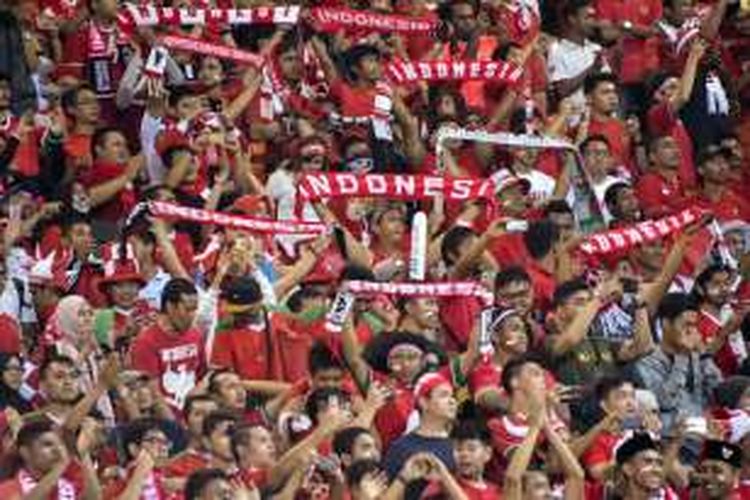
left=634, top=171, right=690, bottom=219
left=78, top=160, right=136, bottom=223
left=647, top=102, right=696, bottom=189
left=691, top=189, right=750, bottom=223
left=581, top=431, right=631, bottom=477
left=329, top=78, right=393, bottom=118
left=526, top=261, right=556, bottom=313
left=372, top=374, right=415, bottom=451
left=0, top=465, right=85, bottom=499
left=163, top=450, right=211, bottom=480
left=211, top=325, right=275, bottom=381
left=588, top=115, right=634, bottom=174
left=697, top=309, right=742, bottom=377
left=129, top=322, right=206, bottom=408
left=458, top=478, right=504, bottom=500
left=439, top=295, right=483, bottom=352
left=595, top=0, right=662, bottom=84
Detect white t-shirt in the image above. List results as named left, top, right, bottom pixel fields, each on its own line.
left=547, top=37, right=604, bottom=123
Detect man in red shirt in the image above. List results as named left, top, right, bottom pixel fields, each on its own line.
left=676, top=440, right=747, bottom=500
left=693, top=264, right=747, bottom=376
left=80, top=127, right=144, bottom=239
left=585, top=72, right=635, bottom=174
left=62, top=84, right=101, bottom=181
left=635, top=134, right=691, bottom=218
left=595, top=0, right=662, bottom=93
left=645, top=39, right=707, bottom=190
left=0, top=419, right=94, bottom=498
left=162, top=395, right=219, bottom=479
left=452, top=419, right=502, bottom=500
left=129, top=278, right=206, bottom=410
left=693, top=144, right=750, bottom=222
left=211, top=276, right=275, bottom=381
left=582, top=375, right=643, bottom=483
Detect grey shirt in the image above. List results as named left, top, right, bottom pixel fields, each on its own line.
left=634, top=347, right=722, bottom=433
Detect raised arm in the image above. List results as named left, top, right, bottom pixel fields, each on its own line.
left=544, top=421, right=585, bottom=500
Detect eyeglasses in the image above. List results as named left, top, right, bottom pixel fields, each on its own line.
left=301, top=155, right=325, bottom=164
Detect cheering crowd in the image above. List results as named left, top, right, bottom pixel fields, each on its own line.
left=0, top=0, right=749, bottom=498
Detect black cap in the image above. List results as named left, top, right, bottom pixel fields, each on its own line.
left=702, top=440, right=742, bottom=468
left=615, top=433, right=659, bottom=465
left=697, top=143, right=732, bottom=165
left=221, top=276, right=262, bottom=308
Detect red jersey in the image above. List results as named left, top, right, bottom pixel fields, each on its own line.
left=588, top=115, right=634, bottom=174
left=211, top=324, right=275, bottom=381
left=163, top=449, right=211, bottom=480
left=329, top=78, right=393, bottom=119
left=595, top=0, right=662, bottom=84
left=78, top=160, right=137, bottom=223
left=372, top=374, right=415, bottom=451
left=0, top=466, right=84, bottom=499
left=691, top=189, right=750, bottom=223
left=129, top=322, right=206, bottom=409
left=697, top=309, right=745, bottom=377
left=634, top=171, right=690, bottom=219
left=646, top=102, right=696, bottom=189
left=457, top=478, right=503, bottom=500
left=104, top=467, right=177, bottom=500
left=581, top=431, right=631, bottom=476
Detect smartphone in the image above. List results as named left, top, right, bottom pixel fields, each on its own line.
left=685, top=416, right=708, bottom=436
left=505, top=219, right=529, bottom=233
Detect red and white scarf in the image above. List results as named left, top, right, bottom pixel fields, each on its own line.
left=309, top=7, right=437, bottom=34
left=157, top=34, right=264, bottom=68
left=297, top=173, right=495, bottom=202
left=118, top=4, right=302, bottom=33
left=386, top=60, right=523, bottom=84
left=342, top=280, right=493, bottom=305
left=578, top=207, right=707, bottom=256
left=18, top=468, right=78, bottom=500
left=144, top=201, right=327, bottom=235
left=88, top=20, right=127, bottom=59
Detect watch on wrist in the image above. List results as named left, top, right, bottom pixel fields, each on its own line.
left=622, top=21, right=633, bottom=31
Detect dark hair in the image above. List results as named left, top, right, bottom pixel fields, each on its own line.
left=333, top=427, right=371, bottom=457
left=168, top=86, right=197, bottom=109
left=501, top=353, right=545, bottom=395
left=91, top=126, right=123, bottom=159
left=201, top=410, right=238, bottom=437
left=580, top=134, right=611, bottom=154
left=122, top=418, right=169, bottom=459
left=0, top=73, right=9, bottom=85
left=544, top=199, right=573, bottom=218
left=603, top=182, right=631, bottom=218
left=160, top=145, right=192, bottom=171
left=61, top=84, right=96, bottom=113
left=305, top=388, right=349, bottom=425
left=584, top=72, right=618, bottom=95
left=62, top=211, right=92, bottom=232
left=562, top=0, right=593, bottom=22
left=345, top=459, right=382, bottom=488
left=692, top=263, right=733, bottom=301
left=39, top=354, right=76, bottom=380
left=207, top=369, right=235, bottom=395
left=553, top=278, right=590, bottom=308
left=17, top=419, right=55, bottom=449
left=184, top=394, right=216, bottom=417
left=287, top=285, right=324, bottom=313
left=309, top=342, right=344, bottom=376
left=185, top=468, right=229, bottom=500
left=594, top=374, right=634, bottom=403
left=230, top=423, right=270, bottom=461
left=524, top=219, right=560, bottom=260
left=450, top=419, right=492, bottom=444
left=495, top=266, right=531, bottom=291
left=657, top=293, right=699, bottom=322
left=441, top=226, right=477, bottom=266
left=161, top=278, right=197, bottom=313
